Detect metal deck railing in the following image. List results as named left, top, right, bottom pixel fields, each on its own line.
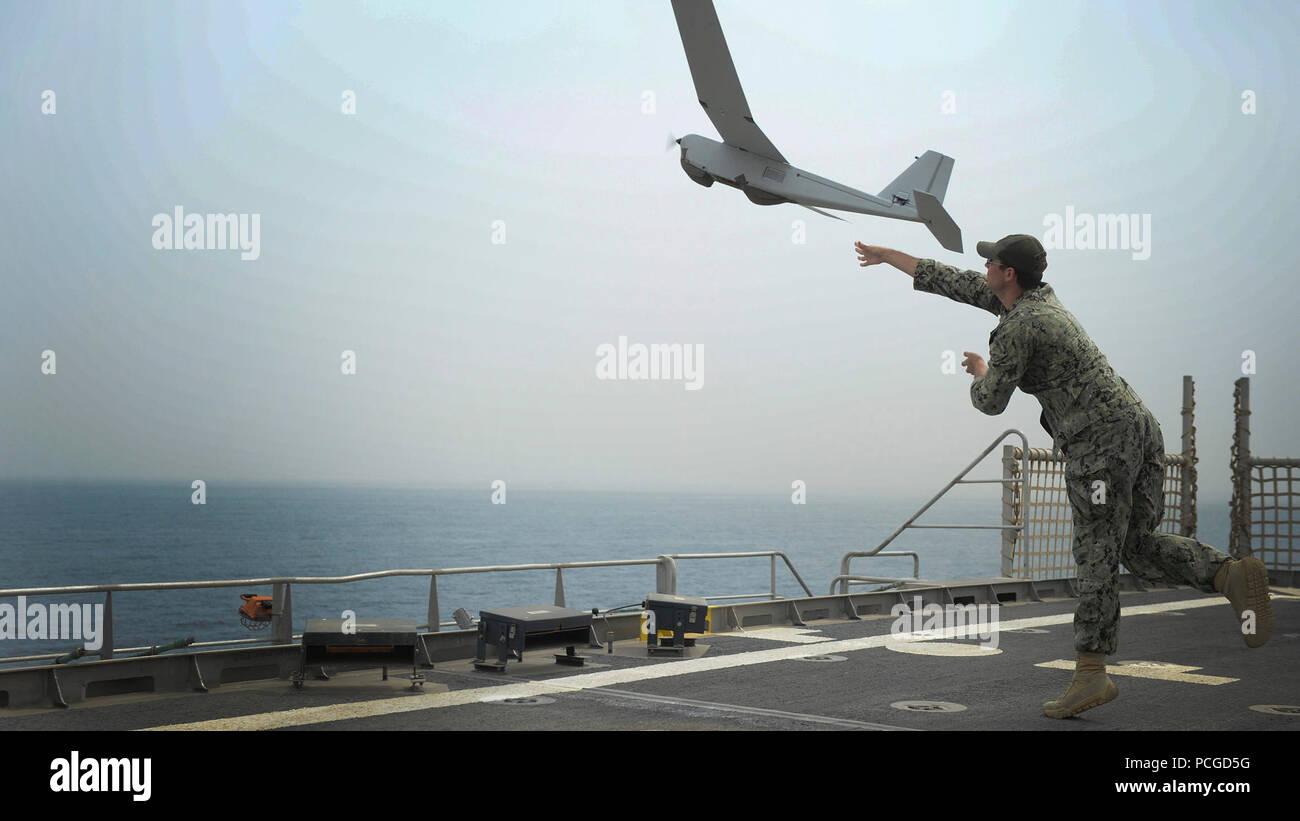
left=0, top=551, right=812, bottom=667
left=830, top=428, right=1030, bottom=594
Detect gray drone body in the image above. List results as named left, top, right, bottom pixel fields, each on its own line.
left=670, top=0, right=963, bottom=252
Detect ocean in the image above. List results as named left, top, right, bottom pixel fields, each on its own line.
left=0, top=482, right=1232, bottom=659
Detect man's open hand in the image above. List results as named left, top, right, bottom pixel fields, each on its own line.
left=853, top=243, right=918, bottom=277
left=854, top=242, right=887, bottom=266
left=962, top=351, right=988, bottom=378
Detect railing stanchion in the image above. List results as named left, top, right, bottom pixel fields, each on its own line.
left=271, top=582, right=293, bottom=645
left=1001, top=444, right=1019, bottom=578
left=656, top=556, right=677, bottom=595
left=102, top=590, right=114, bottom=660
left=1180, top=375, right=1197, bottom=538
left=427, top=574, right=440, bottom=633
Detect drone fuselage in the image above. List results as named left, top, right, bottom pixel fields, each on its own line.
left=677, top=134, right=916, bottom=222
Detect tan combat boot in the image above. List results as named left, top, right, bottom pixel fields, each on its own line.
left=1043, top=652, right=1118, bottom=719
left=1213, top=557, right=1273, bottom=648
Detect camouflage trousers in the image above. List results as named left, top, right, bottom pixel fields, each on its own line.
left=1063, top=405, right=1230, bottom=655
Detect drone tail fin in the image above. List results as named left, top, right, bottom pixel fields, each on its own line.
left=879, top=150, right=954, bottom=204
left=914, top=190, right=963, bottom=253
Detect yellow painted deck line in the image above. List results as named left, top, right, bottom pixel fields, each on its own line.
left=1035, top=659, right=1238, bottom=685
left=140, top=594, right=1236, bottom=731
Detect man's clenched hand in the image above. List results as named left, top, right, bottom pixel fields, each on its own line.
left=962, top=351, right=988, bottom=378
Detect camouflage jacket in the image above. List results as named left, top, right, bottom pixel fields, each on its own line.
left=913, top=259, right=1145, bottom=453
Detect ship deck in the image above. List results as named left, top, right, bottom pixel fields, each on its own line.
left=4, top=585, right=1296, bottom=732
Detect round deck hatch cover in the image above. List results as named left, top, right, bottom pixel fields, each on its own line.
left=1249, top=705, right=1300, bottom=716
left=886, top=640, right=1001, bottom=657
left=890, top=700, right=966, bottom=713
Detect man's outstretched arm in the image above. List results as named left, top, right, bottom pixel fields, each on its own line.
left=855, top=243, right=918, bottom=276
left=854, top=243, right=1004, bottom=317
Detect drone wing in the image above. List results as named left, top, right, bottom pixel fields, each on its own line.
left=670, top=0, right=786, bottom=163
left=800, top=204, right=846, bottom=221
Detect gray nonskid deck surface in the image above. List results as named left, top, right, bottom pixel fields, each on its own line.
left=4, top=588, right=1297, bottom=731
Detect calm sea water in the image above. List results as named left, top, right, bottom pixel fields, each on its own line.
left=0, top=482, right=1231, bottom=658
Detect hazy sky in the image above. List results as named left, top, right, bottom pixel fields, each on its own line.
left=2, top=0, right=1297, bottom=498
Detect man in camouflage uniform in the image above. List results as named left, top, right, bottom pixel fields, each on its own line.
left=854, top=235, right=1274, bottom=718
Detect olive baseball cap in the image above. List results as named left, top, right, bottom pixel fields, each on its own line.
left=976, top=234, right=1047, bottom=276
